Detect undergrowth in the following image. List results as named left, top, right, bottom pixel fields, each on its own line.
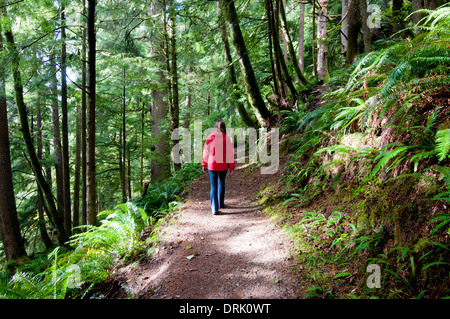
left=0, top=164, right=203, bottom=299
left=270, top=5, right=450, bottom=299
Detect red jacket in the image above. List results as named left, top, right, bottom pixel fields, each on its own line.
left=202, top=132, right=235, bottom=172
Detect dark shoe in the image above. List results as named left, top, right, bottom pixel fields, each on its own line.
left=213, top=211, right=221, bottom=215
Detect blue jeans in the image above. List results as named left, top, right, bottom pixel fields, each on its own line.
left=208, top=170, right=227, bottom=214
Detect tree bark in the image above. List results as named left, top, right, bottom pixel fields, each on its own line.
left=168, top=0, right=181, bottom=171
left=267, top=0, right=298, bottom=101
left=217, top=0, right=255, bottom=127
left=73, top=78, right=81, bottom=230
left=119, top=130, right=125, bottom=201
left=346, top=0, right=359, bottom=64
left=298, top=1, right=305, bottom=73
left=220, top=0, right=271, bottom=126
left=35, top=83, right=53, bottom=248
left=3, top=16, right=69, bottom=246
left=50, top=53, right=65, bottom=223
left=392, top=0, right=404, bottom=31
left=267, top=0, right=287, bottom=100
left=279, top=0, right=309, bottom=85
left=267, top=0, right=283, bottom=99
left=341, top=0, right=348, bottom=58
left=121, top=65, right=127, bottom=202
left=359, top=0, right=371, bottom=53
left=87, top=0, right=97, bottom=225
left=411, top=0, right=425, bottom=26
left=81, top=0, right=87, bottom=225
left=184, top=67, right=192, bottom=129
left=317, top=0, right=329, bottom=81
left=61, top=3, right=71, bottom=235
left=140, top=99, right=145, bottom=190
left=0, top=27, right=27, bottom=261
left=312, top=0, right=317, bottom=79
left=150, top=0, right=171, bottom=183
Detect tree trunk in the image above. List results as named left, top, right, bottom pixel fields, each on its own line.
left=359, top=0, right=371, bottom=53
left=411, top=0, right=425, bottom=26
left=73, top=80, right=81, bottom=230
left=312, top=0, right=317, bottom=79
left=168, top=0, right=181, bottom=171
left=267, top=0, right=298, bottom=101
left=341, top=0, right=348, bottom=58
left=267, top=0, right=287, bottom=100
left=392, top=0, right=404, bottom=31
left=267, top=0, right=283, bottom=99
left=346, top=0, right=359, bottom=64
left=121, top=65, right=127, bottom=202
left=217, top=0, right=255, bottom=127
left=0, top=101, right=27, bottom=261
left=119, top=130, right=125, bottom=201
left=317, top=0, right=329, bottom=81
left=220, top=0, right=271, bottom=126
left=184, top=67, right=192, bottom=129
left=273, top=0, right=298, bottom=99
left=150, top=0, right=171, bottom=183
left=127, top=143, right=131, bottom=198
left=61, top=3, right=71, bottom=235
left=140, top=99, right=144, bottom=190
left=279, top=0, right=309, bottom=85
left=81, top=0, right=87, bottom=225
left=50, top=53, right=65, bottom=223
left=3, top=17, right=69, bottom=246
left=0, top=28, right=27, bottom=261
left=138, top=98, right=145, bottom=191
left=35, top=85, right=53, bottom=248
left=298, top=1, right=305, bottom=73
left=87, top=0, right=97, bottom=225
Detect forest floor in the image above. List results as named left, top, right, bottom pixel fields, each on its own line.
left=103, top=156, right=304, bottom=299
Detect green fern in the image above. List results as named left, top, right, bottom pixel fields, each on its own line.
left=436, top=129, right=450, bottom=162
left=370, top=145, right=418, bottom=178
left=314, top=144, right=356, bottom=156
left=410, top=150, right=436, bottom=172
left=429, top=166, right=450, bottom=204
left=430, top=213, right=450, bottom=235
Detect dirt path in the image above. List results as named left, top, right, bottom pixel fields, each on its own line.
left=112, top=160, right=301, bottom=299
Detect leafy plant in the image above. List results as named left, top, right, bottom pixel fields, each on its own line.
left=435, top=129, right=450, bottom=162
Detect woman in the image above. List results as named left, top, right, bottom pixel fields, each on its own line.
left=202, top=120, right=235, bottom=215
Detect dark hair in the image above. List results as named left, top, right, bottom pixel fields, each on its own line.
left=214, top=120, right=226, bottom=135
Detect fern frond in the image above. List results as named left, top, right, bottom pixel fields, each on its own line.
left=436, top=129, right=450, bottom=162
left=381, top=61, right=412, bottom=97
left=410, top=150, right=436, bottom=172
left=429, top=166, right=450, bottom=190
left=420, top=5, right=450, bottom=38
left=370, top=145, right=417, bottom=178
left=314, top=144, right=356, bottom=156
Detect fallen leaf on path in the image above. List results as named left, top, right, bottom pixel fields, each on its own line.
left=185, top=246, right=192, bottom=250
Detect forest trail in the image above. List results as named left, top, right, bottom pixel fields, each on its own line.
left=111, top=158, right=302, bottom=299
